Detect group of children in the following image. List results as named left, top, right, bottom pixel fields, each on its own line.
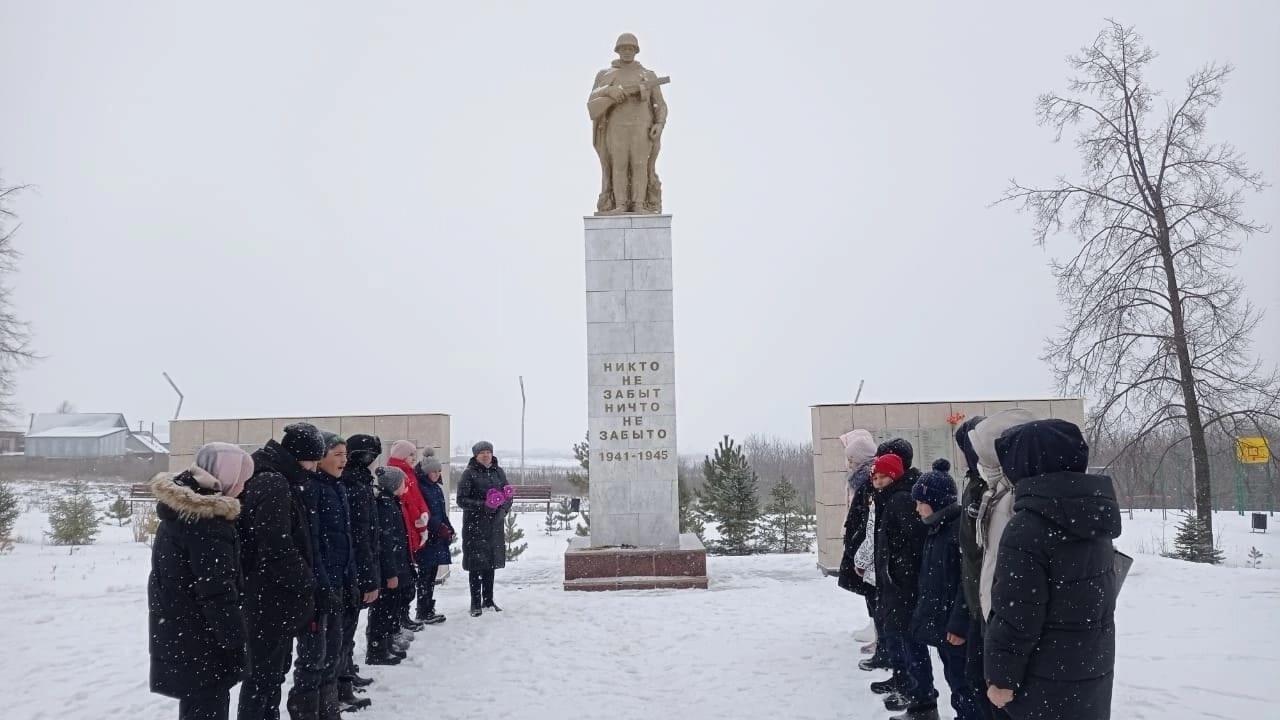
left=146, top=423, right=512, bottom=720
left=839, top=411, right=1122, bottom=720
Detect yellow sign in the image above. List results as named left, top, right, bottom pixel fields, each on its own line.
left=1236, top=437, right=1271, bottom=465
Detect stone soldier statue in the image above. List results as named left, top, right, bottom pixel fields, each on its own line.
left=588, top=33, right=669, bottom=215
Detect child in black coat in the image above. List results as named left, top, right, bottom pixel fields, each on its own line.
left=367, top=466, right=413, bottom=665
left=910, top=460, right=982, bottom=720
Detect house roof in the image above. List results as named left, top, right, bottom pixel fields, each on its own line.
left=28, top=413, right=128, bottom=434
left=128, top=433, right=169, bottom=454
left=26, top=425, right=129, bottom=440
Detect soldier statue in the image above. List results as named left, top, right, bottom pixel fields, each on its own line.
left=588, top=33, right=669, bottom=215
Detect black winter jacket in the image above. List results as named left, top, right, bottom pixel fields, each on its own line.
left=341, top=463, right=381, bottom=599
left=958, top=470, right=988, bottom=621
left=148, top=470, right=247, bottom=699
left=838, top=462, right=875, bottom=594
left=984, top=471, right=1122, bottom=720
left=416, top=466, right=456, bottom=567
left=375, top=489, right=412, bottom=583
left=457, top=457, right=512, bottom=572
left=310, top=469, right=357, bottom=609
left=872, top=467, right=926, bottom=633
left=238, top=441, right=316, bottom=637
left=910, top=503, right=969, bottom=645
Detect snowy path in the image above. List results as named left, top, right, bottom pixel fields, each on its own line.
left=1, top=485, right=1279, bottom=719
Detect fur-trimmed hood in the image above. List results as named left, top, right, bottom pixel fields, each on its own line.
left=151, top=469, right=241, bottom=521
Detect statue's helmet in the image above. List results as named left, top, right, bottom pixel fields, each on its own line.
left=615, top=33, right=639, bottom=52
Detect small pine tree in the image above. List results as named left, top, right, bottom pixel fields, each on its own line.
left=104, top=494, right=133, bottom=526
left=1247, top=546, right=1263, bottom=569
left=554, top=497, right=578, bottom=530
left=678, top=474, right=704, bottom=538
left=46, top=485, right=100, bottom=546
left=567, top=432, right=590, bottom=495
left=132, top=505, right=160, bottom=545
left=701, top=435, right=761, bottom=555
left=575, top=510, right=591, bottom=537
left=0, top=480, right=20, bottom=553
left=544, top=506, right=557, bottom=535
left=1166, top=512, right=1224, bottom=564
left=757, top=475, right=815, bottom=554
left=504, top=512, right=527, bottom=561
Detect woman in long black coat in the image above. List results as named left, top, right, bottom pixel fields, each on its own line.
left=984, top=420, right=1122, bottom=720
left=456, top=441, right=513, bottom=616
left=148, top=443, right=254, bottom=720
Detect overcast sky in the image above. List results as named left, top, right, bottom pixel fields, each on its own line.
left=2, top=1, right=1277, bottom=456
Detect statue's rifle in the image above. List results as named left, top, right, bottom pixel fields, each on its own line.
left=588, top=76, right=671, bottom=121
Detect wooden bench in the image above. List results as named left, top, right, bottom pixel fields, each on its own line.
left=510, top=484, right=553, bottom=513
left=129, top=483, right=155, bottom=506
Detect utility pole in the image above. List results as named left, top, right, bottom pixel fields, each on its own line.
left=519, top=375, right=526, bottom=484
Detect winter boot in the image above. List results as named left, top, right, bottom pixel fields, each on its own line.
left=889, top=702, right=940, bottom=720
left=286, top=689, right=320, bottom=720
left=394, top=628, right=415, bottom=646
left=871, top=673, right=907, bottom=695
left=883, top=693, right=911, bottom=713
left=337, top=680, right=372, bottom=713
left=859, top=655, right=892, bottom=672
left=348, top=668, right=373, bottom=689
left=482, top=598, right=503, bottom=613
left=319, top=682, right=342, bottom=720
left=420, top=601, right=446, bottom=625
left=399, top=608, right=425, bottom=632
left=860, top=641, right=877, bottom=655
left=470, top=598, right=483, bottom=617
left=364, top=638, right=402, bottom=666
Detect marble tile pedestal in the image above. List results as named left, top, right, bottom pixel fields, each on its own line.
left=565, top=214, right=707, bottom=591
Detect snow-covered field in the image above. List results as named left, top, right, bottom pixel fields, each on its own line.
left=1, top=479, right=1278, bottom=719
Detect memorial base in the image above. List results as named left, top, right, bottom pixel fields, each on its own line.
left=563, top=534, right=708, bottom=591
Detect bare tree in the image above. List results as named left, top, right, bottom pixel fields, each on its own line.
left=55, top=400, right=76, bottom=414
left=0, top=177, right=34, bottom=421
left=1001, top=21, right=1278, bottom=554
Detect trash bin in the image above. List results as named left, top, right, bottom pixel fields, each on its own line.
left=570, top=497, right=581, bottom=512
left=1252, top=513, right=1268, bottom=533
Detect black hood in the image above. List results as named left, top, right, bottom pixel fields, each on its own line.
left=954, top=415, right=985, bottom=478
left=996, top=419, right=1089, bottom=485
left=877, top=438, right=915, bottom=469
left=252, top=439, right=310, bottom=486
left=1013, top=471, right=1122, bottom=541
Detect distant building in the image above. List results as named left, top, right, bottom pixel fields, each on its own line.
left=0, top=428, right=24, bottom=454
left=24, top=413, right=168, bottom=459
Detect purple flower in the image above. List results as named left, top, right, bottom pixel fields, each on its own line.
left=485, top=488, right=506, bottom=510
left=502, top=484, right=516, bottom=499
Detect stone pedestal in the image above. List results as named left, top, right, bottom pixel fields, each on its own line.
left=567, top=214, right=706, bottom=590
left=564, top=534, right=708, bottom=591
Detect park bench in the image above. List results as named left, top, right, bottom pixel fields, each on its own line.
left=510, top=484, right=553, bottom=514
left=129, top=483, right=155, bottom=506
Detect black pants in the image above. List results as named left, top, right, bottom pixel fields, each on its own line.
left=416, top=561, right=439, bottom=614
left=368, top=581, right=403, bottom=644
left=967, top=616, right=996, bottom=719
left=938, top=642, right=982, bottom=720
left=292, top=610, right=341, bottom=692
left=237, top=633, right=292, bottom=720
left=468, top=568, right=495, bottom=607
left=337, top=605, right=361, bottom=680
left=885, top=631, right=937, bottom=707
left=179, top=689, right=230, bottom=720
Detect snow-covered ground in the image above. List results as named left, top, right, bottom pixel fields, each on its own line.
left=1, top=479, right=1278, bottom=719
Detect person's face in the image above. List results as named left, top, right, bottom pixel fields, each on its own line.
left=300, top=459, right=319, bottom=472
left=871, top=472, right=892, bottom=490
left=428, top=470, right=442, bottom=484
left=617, top=45, right=638, bottom=63
left=319, top=445, right=347, bottom=477
left=916, top=501, right=933, bottom=519
left=476, top=450, right=493, bottom=466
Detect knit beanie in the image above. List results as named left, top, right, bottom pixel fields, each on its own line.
left=376, top=465, right=406, bottom=494
left=321, top=431, right=346, bottom=452
left=389, top=439, right=417, bottom=461
left=282, top=422, right=326, bottom=462
left=872, top=453, right=904, bottom=481
left=193, top=442, right=254, bottom=497
left=912, top=458, right=958, bottom=510
left=347, top=434, right=382, bottom=466
left=417, top=447, right=443, bottom=475
left=876, top=437, right=914, bottom=469
left=840, top=429, right=877, bottom=468
left=472, top=440, right=494, bottom=456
